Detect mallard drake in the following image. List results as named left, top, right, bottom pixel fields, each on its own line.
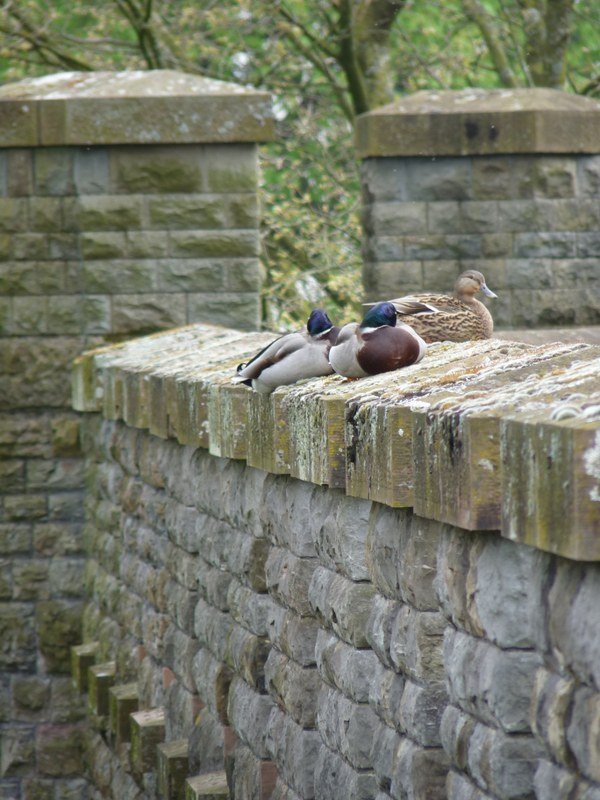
left=329, top=302, right=427, bottom=379
left=233, top=309, right=340, bottom=394
left=366, top=269, right=497, bottom=343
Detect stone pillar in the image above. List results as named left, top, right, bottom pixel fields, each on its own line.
left=0, top=70, right=272, bottom=797
left=356, top=88, right=600, bottom=329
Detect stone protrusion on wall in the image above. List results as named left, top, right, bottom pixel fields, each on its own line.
left=355, top=88, right=600, bottom=329
left=109, top=681, right=139, bottom=744
left=88, top=660, right=116, bottom=718
left=130, top=707, right=166, bottom=777
left=71, top=640, right=98, bottom=692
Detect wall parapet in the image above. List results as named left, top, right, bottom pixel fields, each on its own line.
left=73, top=324, right=600, bottom=561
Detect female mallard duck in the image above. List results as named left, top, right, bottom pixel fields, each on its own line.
left=366, top=269, right=497, bottom=343
left=329, top=302, right=427, bottom=379
left=233, top=309, right=340, bottom=394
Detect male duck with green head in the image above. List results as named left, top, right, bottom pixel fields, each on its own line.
left=233, top=309, right=340, bottom=393
left=329, top=302, right=427, bottom=378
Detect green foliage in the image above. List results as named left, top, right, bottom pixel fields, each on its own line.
left=0, top=0, right=597, bottom=330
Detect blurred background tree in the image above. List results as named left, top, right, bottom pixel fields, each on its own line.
left=1, top=0, right=598, bottom=328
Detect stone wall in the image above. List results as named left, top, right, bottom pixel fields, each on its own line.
left=64, top=324, right=599, bottom=800
left=357, top=88, right=600, bottom=329
left=0, top=71, right=272, bottom=799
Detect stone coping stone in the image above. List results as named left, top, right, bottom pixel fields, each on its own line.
left=72, top=323, right=600, bottom=562
left=355, top=88, right=600, bottom=158
left=0, top=69, right=274, bottom=147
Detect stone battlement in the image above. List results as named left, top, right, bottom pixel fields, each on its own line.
left=73, top=325, right=600, bottom=561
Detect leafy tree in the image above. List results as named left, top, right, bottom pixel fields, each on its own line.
left=0, top=0, right=597, bottom=327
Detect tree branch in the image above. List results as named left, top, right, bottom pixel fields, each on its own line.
left=461, top=0, right=519, bottom=87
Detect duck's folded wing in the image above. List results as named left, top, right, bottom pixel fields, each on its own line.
left=233, top=332, right=306, bottom=382
left=363, top=298, right=440, bottom=316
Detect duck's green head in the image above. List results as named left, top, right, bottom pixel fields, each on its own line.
left=307, top=309, right=334, bottom=335
left=360, top=302, right=397, bottom=329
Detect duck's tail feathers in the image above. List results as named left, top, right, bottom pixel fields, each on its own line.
left=232, top=375, right=252, bottom=387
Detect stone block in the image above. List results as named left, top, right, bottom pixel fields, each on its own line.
left=230, top=744, right=278, bottom=800
left=110, top=146, right=205, bottom=193
left=440, top=705, right=477, bottom=773
left=389, top=605, right=446, bottom=682
left=548, top=561, right=600, bottom=689
left=73, top=147, right=110, bottom=194
left=70, top=641, right=98, bottom=693
left=87, top=661, right=116, bottom=717
left=446, top=771, right=494, bottom=800
left=365, top=594, right=399, bottom=669
left=362, top=259, right=423, bottom=297
left=130, top=707, right=166, bottom=776
left=533, top=760, right=578, bottom=800
left=157, top=739, right=189, bottom=800
left=0, top=524, right=31, bottom=556
left=187, top=709, right=225, bottom=776
left=566, top=686, right=600, bottom=784
left=266, top=710, right=323, bottom=799
left=266, top=548, right=318, bottom=618
left=2, top=725, right=36, bottom=778
left=227, top=535, right=270, bottom=592
left=164, top=625, right=200, bottom=692
left=313, top=742, right=378, bottom=800
left=444, top=628, right=542, bottom=733
left=364, top=201, right=427, bottom=236
left=223, top=257, right=263, bottom=292
left=472, top=157, right=513, bottom=199
left=147, top=196, right=228, bottom=229
left=111, top=293, right=187, bottom=335
left=194, top=599, right=234, bottom=663
left=0, top=197, right=27, bottom=231
left=188, top=290, right=260, bottom=330
left=397, top=680, right=447, bottom=746
left=366, top=504, right=439, bottom=608
left=227, top=676, right=275, bottom=759
left=108, top=682, right=138, bottom=744
left=368, top=666, right=405, bottom=730
left=426, top=201, right=461, bottom=233
left=227, top=580, right=277, bottom=637
left=36, top=600, right=84, bottom=673
left=309, top=566, right=376, bottom=648
left=315, top=629, right=384, bottom=704
left=390, top=738, right=449, bottom=800
left=471, top=534, right=551, bottom=649
left=6, top=150, right=33, bottom=196
left=311, top=494, right=371, bottom=582
left=35, top=723, right=85, bottom=777
left=166, top=580, right=198, bottom=636
left=266, top=606, right=319, bottom=667
left=205, top=146, right=258, bottom=193
left=466, top=721, right=543, bottom=799
left=185, top=771, right=229, bottom=800
left=225, top=624, right=270, bottom=692
left=192, top=648, right=232, bottom=724
left=161, top=257, right=229, bottom=294
left=169, top=230, right=259, bottom=258
left=317, top=685, right=380, bottom=770
left=514, top=231, right=577, bottom=258
left=405, top=158, right=473, bottom=201
left=80, top=231, right=127, bottom=259
left=81, top=260, right=157, bottom=293
left=265, top=648, right=320, bottom=728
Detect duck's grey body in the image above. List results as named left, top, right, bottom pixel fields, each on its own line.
left=233, top=310, right=340, bottom=394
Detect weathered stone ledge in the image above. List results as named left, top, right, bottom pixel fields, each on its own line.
left=72, top=324, right=600, bottom=561
left=0, top=70, right=274, bottom=147
left=355, top=88, right=600, bottom=157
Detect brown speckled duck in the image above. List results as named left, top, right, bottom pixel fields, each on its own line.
left=365, top=270, right=497, bottom=343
